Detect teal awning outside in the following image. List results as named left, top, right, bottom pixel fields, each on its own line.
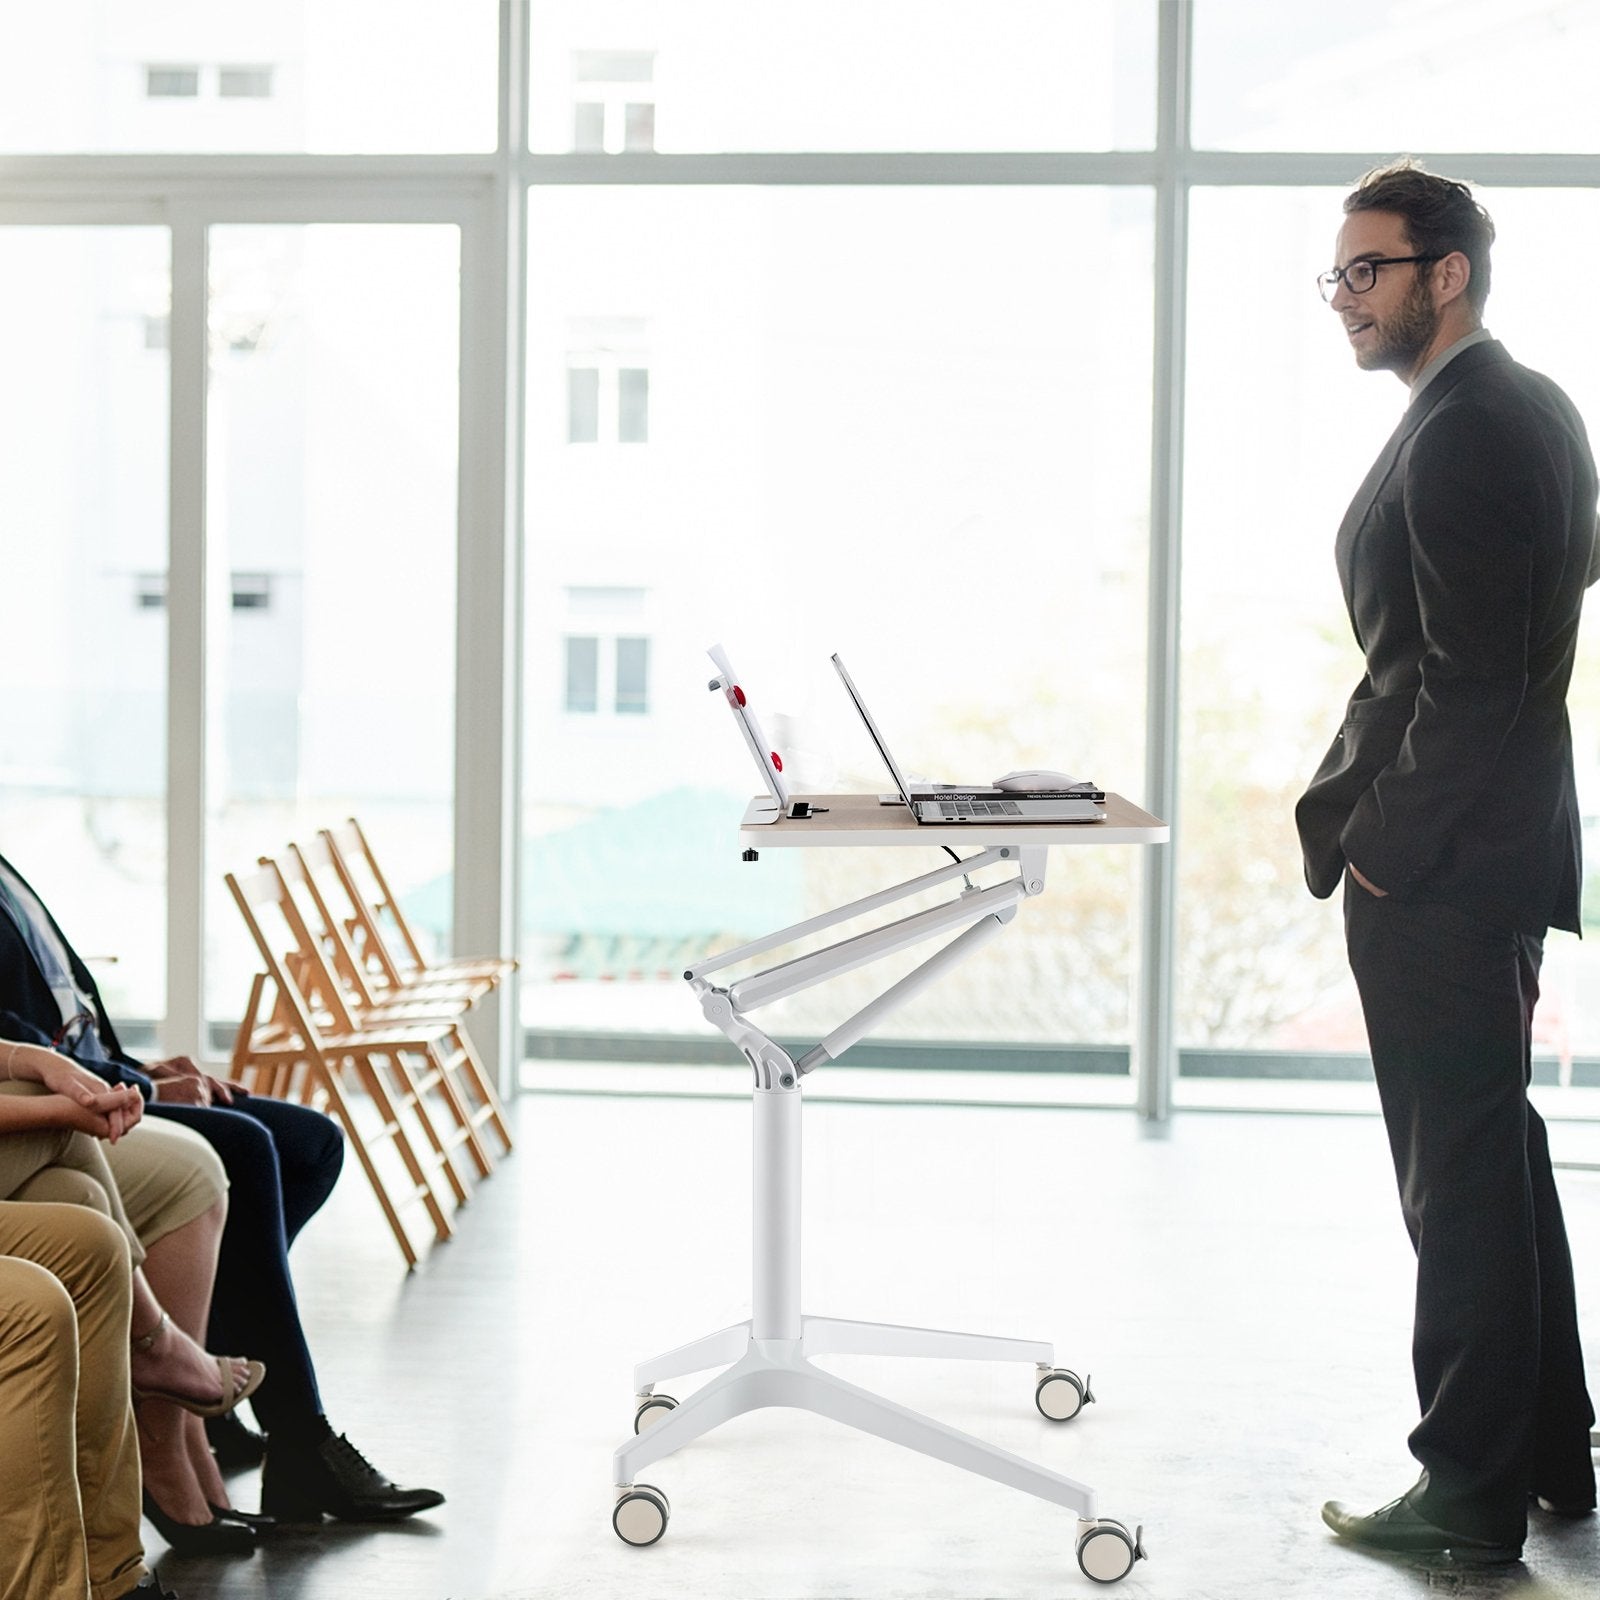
left=402, top=787, right=803, bottom=948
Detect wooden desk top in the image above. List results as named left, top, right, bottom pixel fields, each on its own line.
left=738, top=791, right=1167, bottom=848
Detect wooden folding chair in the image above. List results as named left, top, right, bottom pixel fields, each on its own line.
left=291, top=833, right=486, bottom=1016
left=310, top=821, right=516, bottom=1160
left=225, top=860, right=470, bottom=1269
left=274, top=842, right=511, bottom=1174
left=229, top=970, right=304, bottom=1100
left=321, top=817, right=515, bottom=1002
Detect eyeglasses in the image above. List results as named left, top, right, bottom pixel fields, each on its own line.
left=1317, top=254, right=1442, bottom=303
left=51, top=1011, right=95, bottom=1051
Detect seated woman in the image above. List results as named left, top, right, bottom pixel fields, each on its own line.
left=0, top=1039, right=265, bottom=1556
left=0, top=852, right=442, bottom=1523
left=0, top=1198, right=178, bottom=1599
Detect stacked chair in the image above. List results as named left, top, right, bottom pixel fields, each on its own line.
left=225, top=821, right=516, bottom=1269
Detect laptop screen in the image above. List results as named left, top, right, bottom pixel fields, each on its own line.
left=831, top=653, right=919, bottom=809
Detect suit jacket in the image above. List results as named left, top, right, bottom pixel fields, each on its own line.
left=1295, top=339, right=1599, bottom=935
left=0, top=851, right=155, bottom=1094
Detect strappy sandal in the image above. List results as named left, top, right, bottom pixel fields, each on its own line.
left=130, top=1311, right=266, bottom=1419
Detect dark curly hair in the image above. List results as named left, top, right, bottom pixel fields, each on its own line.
left=1344, top=159, right=1496, bottom=314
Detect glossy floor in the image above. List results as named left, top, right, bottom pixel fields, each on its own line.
left=151, top=1093, right=1600, bottom=1600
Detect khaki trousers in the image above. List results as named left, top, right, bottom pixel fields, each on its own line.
left=0, top=1202, right=147, bottom=1600
left=0, top=1082, right=227, bottom=1259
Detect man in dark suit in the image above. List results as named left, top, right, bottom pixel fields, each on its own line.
left=0, top=850, right=445, bottom=1525
left=1297, top=161, right=1597, bottom=1563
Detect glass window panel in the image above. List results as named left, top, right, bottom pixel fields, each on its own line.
left=565, top=636, right=600, bottom=713
left=624, top=100, right=656, bottom=153
left=146, top=65, right=200, bottom=98
left=0, top=227, right=170, bottom=1035
left=530, top=2, right=1157, bottom=153
left=572, top=100, right=606, bottom=152
left=615, top=636, right=650, bottom=714
left=203, top=223, right=460, bottom=1035
left=617, top=367, right=649, bottom=443
left=1483, top=191, right=1600, bottom=1101
left=1192, top=0, right=1600, bottom=153
left=523, top=187, right=1154, bottom=1076
left=218, top=64, right=274, bottom=99
left=567, top=366, right=600, bottom=443
left=0, top=1, right=497, bottom=153
left=1178, top=189, right=1379, bottom=1107
left=1179, top=185, right=1600, bottom=1112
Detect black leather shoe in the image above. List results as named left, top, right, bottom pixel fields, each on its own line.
left=141, top=1490, right=257, bottom=1555
left=207, top=1410, right=268, bottom=1470
left=207, top=1501, right=277, bottom=1533
left=261, top=1432, right=445, bottom=1523
left=1321, top=1495, right=1520, bottom=1563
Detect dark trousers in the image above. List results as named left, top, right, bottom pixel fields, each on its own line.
left=1344, top=878, right=1595, bottom=1541
left=148, top=1093, right=344, bottom=1437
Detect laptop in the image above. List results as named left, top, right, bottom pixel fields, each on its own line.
left=831, top=654, right=1104, bottom=825
left=708, top=643, right=792, bottom=814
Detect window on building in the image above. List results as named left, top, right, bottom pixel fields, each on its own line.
left=564, top=635, right=600, bottom=713
left=230, top=573, right=273, bottom=612
left=565, top=319, right=650, bottom=446
left=615, top=636, right=650, bottom=714
left=145, top=65, right=200, bottom=98
left=571, top=49, right=656, bottom=154
left=567, top=366, right=600, bottom=443
left=218, top=65, right=274, bottom=99
left=573, top=101, right=606, bottom=152
left=559, top=589, right=654, bottom=717
left=134, top=573, right=167, bottom=611
left=617, top=367, right=649, bottom=444
left=624, top=101, right=655, bottom=152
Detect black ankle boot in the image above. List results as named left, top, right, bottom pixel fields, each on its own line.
left=206, top=1410, right=268, bottom=1470
left=261, top=1430, right=444, bottom=1523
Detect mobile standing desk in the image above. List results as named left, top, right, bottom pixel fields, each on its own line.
left=610, top=790, right=1168, bottom=1585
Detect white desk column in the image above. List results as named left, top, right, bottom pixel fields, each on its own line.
left=752, top=1084, right=802, bottom=1341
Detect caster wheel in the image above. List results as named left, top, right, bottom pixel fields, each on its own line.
left=634, top=1394, right=678, bottom=1433
left=1076, top=1519, right=1145, bottom=1584
left=613, top=1483, right=670, bottom=1547
left=1036, top=1368, right=1092, bottom=1422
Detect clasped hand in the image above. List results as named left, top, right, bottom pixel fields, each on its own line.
left=148, top=1054, right=246, bottom=1107
left=33, top=1052, right=145, bottom=1142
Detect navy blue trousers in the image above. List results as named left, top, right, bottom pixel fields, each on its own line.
left=148, top=1093, right=344, bottom=1436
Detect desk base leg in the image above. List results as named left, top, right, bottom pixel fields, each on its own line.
left=633, top=1320, right=752, bottom=1393
left=802, top=1314, right=1054, bottom=1366
left=795, top=1357, right=1097, bottom=1519
left=614, top=1338, right=1097, bottom=1520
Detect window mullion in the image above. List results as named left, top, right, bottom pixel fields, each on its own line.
left=164, top=210, right=209, bottom=1058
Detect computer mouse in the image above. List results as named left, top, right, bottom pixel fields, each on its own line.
left=992, top=769, right=1080, bottom=791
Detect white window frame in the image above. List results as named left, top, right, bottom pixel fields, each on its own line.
left=8, top=2, right=1600, bottom=1115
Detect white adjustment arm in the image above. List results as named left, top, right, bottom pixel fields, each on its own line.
left=727, top=878, right=1024, bottom=1012
left=795, top=907, right=1016, bottom=1074
left=698, top=988, right=800, bottom=1090
left=1018, top=845, right=1048, bottom=896
left=686, top=848, right=1010, bottom=983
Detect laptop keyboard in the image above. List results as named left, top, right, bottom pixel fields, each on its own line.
left=943, top=799, right=1023, bottom=817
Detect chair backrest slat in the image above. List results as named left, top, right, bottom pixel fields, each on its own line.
left=224, top=864, right=331, bottom=1052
